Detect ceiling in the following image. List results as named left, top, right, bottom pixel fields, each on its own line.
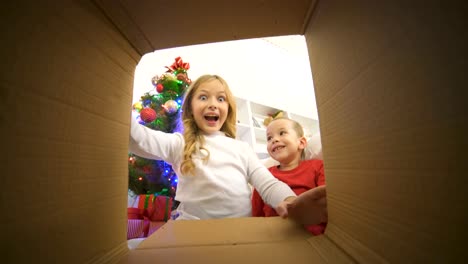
left=95, top=0, right=316, bottom=55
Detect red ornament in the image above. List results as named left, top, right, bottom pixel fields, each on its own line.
left=156, top=83, right=164, bottom=93
left=140, top=108, right=157, bottom=123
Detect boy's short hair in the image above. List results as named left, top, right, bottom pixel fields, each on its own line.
left=270, top=117, right=304, bottom=137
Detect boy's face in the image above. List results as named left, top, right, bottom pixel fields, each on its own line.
left=266, top=119, right=306, bottom=164
left=190, top=79, right=229, bottom=135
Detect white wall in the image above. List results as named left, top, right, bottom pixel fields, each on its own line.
left=133, top=35, right=318, bottom=120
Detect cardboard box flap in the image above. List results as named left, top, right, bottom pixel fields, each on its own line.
left=315, top=223, right=387, bottom=263
left=307, top=230, right=356, bottom=264
left=127, top=240, right=320, bottom=264
left=137, top=217, right=311, bottom=249
left=124, top=217, right=336, bottom=264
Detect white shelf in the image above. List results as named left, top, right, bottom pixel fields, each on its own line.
left=235, top=123, right=252, bottom=144
left=235, top=97, right=252, bottom=126
left=253, top=127, right=267, bottom=142
left=254, top=143, right=269, bottom=159
left=235, top=96, right=319, bottom=159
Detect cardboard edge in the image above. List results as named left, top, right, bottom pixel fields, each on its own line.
left=315, top=223, right=387, bottom=263
left=136, top=217, right=312, bottom=250
left=93, top=0, right=154, bottom=55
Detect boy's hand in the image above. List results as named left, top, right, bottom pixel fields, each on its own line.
left=287, top=186, right=328, bottom=225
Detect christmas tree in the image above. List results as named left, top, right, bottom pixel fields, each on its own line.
left=128, top=57, right=191, bottom=199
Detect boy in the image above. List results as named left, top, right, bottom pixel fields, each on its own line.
left=252, top=117, right=327, bottom=235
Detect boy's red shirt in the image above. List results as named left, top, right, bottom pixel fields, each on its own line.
left=252, top=159, right=326, bottom=235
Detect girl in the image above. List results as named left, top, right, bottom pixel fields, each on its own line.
left=129, top=74, right=297, bottom=220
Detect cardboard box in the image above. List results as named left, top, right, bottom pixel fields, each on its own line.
left=123, top=217, right=352, bottom=264
left=2, top=0, right=464, bottom=263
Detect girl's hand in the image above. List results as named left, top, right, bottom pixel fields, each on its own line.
left=275, top=196, right=296, bottom=218
left=287, top=185, right=328, bottom=225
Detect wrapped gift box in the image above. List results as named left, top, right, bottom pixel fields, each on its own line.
left=127, top=194, right=173, bottom=239
left=127, top=219, right=166, bottom=240
left=137, top=194, right=173, bottom=222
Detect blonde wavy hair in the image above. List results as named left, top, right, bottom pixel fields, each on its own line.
left=180, top=74, right=237, bottom=175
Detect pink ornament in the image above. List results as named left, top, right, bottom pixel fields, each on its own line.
left=140, top=108, right=157, bottom=123
left=164, top=100, right=179, bottom=114
left=176, top=72, right=188, bottom=83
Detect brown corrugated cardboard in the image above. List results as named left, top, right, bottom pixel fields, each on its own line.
left=122, top=217, right=354, bottom=264
left=304, top=1, right=465, bottom=262
left=137, top=217, right=310, bottom=248
left=124, top=217, right=337, bottom=263
left=1, top=1, right=138, bottom=263
left=2, top=0, right=465, bottom=263
left=128, top=241, right=320, bottom=264
left=95, top=0, right=317, bottom=54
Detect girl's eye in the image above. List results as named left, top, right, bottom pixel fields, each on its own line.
left=199, top=95, right=207, bottom=100
left=280, top=131, right=286, bottom=136
left=267, top=136, right=272, bottom=141
left=218, top=97, right=226, bottom=102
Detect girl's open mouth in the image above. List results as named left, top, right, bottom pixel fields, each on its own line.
left=204, top=115, right=219, bottom=121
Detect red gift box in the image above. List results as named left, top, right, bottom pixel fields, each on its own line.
left=137, top=194, right=173, bottom=222
left=127, top=219, right=166, bottom=240
left=126, top=194, right=173, bottom=239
